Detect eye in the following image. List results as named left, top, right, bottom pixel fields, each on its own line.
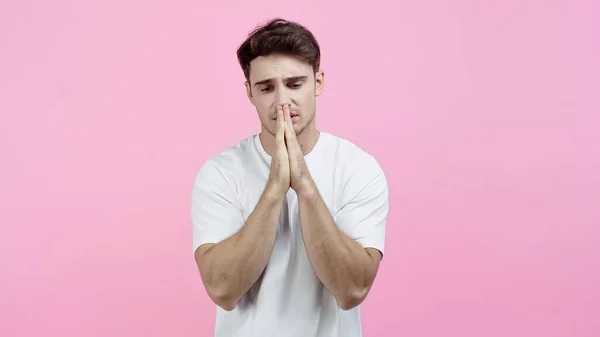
left=289, top=82, right=302, bottom=89
left=260, top=86, right=273, bottom=93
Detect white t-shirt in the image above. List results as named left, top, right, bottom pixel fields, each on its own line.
left=191, top=131, right=388, bottom=337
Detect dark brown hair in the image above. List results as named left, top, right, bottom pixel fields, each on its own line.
left=236, top=18, right=321, bottom=81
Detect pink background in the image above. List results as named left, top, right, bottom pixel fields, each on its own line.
left=1, top=1, right=599, bottom=336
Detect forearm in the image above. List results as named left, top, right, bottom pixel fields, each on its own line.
left=297, top=184, right=379, bottom=310
left=200, top=184, right=284, bottom=309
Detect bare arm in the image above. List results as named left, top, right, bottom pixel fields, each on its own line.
left=280, top=104, right=384, bottom=311
left=194, top=105, right=290, bottom=311
left=195, top=184, right=283, bottom=311
left=297, top=184, right=382, bottom=310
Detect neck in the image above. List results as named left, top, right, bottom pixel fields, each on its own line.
left=260, top=124, right=320, bottom=157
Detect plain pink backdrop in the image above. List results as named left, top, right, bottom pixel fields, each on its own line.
left=1, top=1, right=599, bottom=336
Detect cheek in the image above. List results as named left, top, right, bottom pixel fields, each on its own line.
left=256, top=95, right=273, bottom=107
left=255, top=104, right=272, bottom=121
left=252, top=97, right=270, bottom=114
left=298, top=94, right=315, bottom=109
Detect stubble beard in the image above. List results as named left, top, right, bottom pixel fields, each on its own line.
left=262, top=118, right=308, bottom=138
left=261, top=107, right=316, bottom=140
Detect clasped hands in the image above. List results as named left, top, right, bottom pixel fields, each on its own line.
left=268, top=104, right=315, bottom=198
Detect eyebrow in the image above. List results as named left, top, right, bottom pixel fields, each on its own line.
left=253, top=76, right=308, bottom=87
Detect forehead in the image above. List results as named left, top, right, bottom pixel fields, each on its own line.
left=249, top=54, right=313, bottom=84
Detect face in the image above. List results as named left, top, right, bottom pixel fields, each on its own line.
left=245, top=54, right=324, bottom=138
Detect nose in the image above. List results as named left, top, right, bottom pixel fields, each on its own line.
left=274, top=86, right=292, bottom=108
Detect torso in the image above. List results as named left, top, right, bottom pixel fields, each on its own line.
left=207, top=132, right=378, bottom=337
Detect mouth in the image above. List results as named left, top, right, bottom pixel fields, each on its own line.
left=271, top=113, right=299, bottom=120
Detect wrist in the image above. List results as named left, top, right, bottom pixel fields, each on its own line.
left=264, top=180, right=288, bottom=200
left=295, top=178, right=318, bottom=200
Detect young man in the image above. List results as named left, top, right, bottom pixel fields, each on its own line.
left=191, top=18, right=389, bottom=337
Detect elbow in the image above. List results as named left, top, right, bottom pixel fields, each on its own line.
left=217, top=300, right=237, bottom=312
left=214, top=295, right=237, bottom=311
left=206, top=285, right=239, bottom=311
left=337, top=287, right=368, bottom=311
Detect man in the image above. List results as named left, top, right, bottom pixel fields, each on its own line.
left=191, top=18, right=388, bottom=337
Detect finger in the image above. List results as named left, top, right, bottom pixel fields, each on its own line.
left=283, top=105, right=298, bottom=143
left=281, top=104, right=294, bottom=141
left=283, top=104, right=292, bottom=125
left=282, top=104, right=293, bottom=130
left=276, top=105, right=285, bottom=145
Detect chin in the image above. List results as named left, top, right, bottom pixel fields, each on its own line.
left=294, top=124, right=305, bottom=135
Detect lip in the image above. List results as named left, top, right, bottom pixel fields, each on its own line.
left=271, top=113, right=299, bottom=120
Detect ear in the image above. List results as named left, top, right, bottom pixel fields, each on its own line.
left=315, top=70, right=325, bottom=97
left=245, top=80, right=255, bottom=106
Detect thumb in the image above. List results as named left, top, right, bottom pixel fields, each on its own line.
left=284, top=121, right=298, bottom=148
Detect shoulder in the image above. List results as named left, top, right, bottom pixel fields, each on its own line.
left=322, top=132, right=385, bottom=176
left=193, top=135, right=257, bottom=187
left=320, top=132, right=388, bottom=200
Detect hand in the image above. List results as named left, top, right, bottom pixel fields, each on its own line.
left=283, top=104, right=315, bottom=195
left=266, top=105, right=291, bottom=198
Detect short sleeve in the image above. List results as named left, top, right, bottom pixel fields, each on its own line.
left=191, top=160, right=245, bottom=254
left=334, top=160, right=388, bottom=257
